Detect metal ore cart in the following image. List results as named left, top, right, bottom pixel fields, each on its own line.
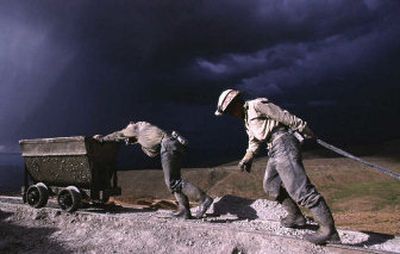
left=19, top=136, right=121, bottom=212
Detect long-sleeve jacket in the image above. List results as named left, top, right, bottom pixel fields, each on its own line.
left=101, top=121, right=166, bottom=157
left=244, top=98, right=308, bottom=154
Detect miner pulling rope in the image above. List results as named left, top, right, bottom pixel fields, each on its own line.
left=215, top=89, right=341, bottom=245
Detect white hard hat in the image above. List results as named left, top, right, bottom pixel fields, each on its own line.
left=215, top=89, right=240, bottom=116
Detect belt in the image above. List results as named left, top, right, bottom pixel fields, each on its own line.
left=171, top=130, right=188, bottom=146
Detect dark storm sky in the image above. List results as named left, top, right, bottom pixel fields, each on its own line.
left=0, top=0, right=399, bottom=166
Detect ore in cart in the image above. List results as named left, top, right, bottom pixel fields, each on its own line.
left=19, top=136, right=121, bottom=212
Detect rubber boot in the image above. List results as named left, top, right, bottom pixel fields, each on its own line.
left=304, top=198, right=341, bottom=245
left=195, top=196, right=213, bottom=219
left=277, top=189, right=306, bottom=228
left=173, top=192, right=192, bottom=219
left=181, top=181, right=213, bottom=219
left=280, top=196, right=306, bottom=228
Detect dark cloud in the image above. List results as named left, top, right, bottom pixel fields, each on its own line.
left=0, top=0, right=399, bottom=166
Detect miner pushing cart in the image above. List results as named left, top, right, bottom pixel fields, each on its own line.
left=19, top=136, right=121, bottom=212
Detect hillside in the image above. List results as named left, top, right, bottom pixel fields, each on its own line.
left=116, top=154, right=400, bottom=235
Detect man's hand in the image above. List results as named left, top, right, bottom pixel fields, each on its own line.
left=238, top=151, right=254, bottom=173
left=302, top=126, right=316, bottom=140
left=93, top=134, right=103, bottom=142
left=239, top=159, right=253, bottom=173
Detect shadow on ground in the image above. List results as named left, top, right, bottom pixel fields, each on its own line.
left=0, top=209, right=71, bottom=253
left=83, top=203, right=157, bottom=214
left=348, top=231, right=395, bottom=248
left=210, top=195, right=258, bottom=221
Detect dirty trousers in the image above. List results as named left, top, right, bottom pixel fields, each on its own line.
left=160, top=135, right=185, bottom=193
left=263, top=131, right=321, bottom=208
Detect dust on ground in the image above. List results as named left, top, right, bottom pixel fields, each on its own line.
left=116, top=155, right=400, bottom=235
left=1, top=195, right=400, bottom=254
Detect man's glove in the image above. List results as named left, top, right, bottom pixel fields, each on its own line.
left=301, top=126, right=316, bottom=140
left=238, top=151, right=255, bottom=173
left=93, top=134, right=103, bottom=142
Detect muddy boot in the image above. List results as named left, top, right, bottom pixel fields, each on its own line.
left=173, top=192, right=192, bottom=219
left=181, top=181, right=213, bottom=219
left=277, top=189, right=305, bottom=228
left=194, top=195, right=213, bottom=219
left=304, top=198, right=341, bottom=245
left=280, top=196, right=306, bottom=228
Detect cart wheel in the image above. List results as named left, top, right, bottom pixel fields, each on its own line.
left=102, top=195, right=110, bottom=203
left=57, top=186, right=81, bottom=212
left=26, top=183, right=49, bottom=208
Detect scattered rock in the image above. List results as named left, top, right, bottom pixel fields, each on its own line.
left=0, top=197, right=399, bottom=254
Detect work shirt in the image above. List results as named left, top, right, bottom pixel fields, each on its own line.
left=102, top=121, right=166, bottom=157
left=244, top=98, right=308, bottom=154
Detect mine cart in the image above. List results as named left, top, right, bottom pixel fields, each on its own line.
left=19, top=136, right=121, bottom=212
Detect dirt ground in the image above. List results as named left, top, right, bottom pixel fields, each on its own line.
left=1, top=196, right=400, bottom=254
left=1, top=151, right=398, bottom=253
left=116, top=155, right=400, bottom=235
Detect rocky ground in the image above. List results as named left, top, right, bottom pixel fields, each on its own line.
left=116, top=155, right=400, bottom=235
left=1, top=195, right=399, bottom=254
left=1, top=144, right=399, bottom=253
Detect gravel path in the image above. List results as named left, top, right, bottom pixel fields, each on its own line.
left=0, top=195, right=399, bottom=254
